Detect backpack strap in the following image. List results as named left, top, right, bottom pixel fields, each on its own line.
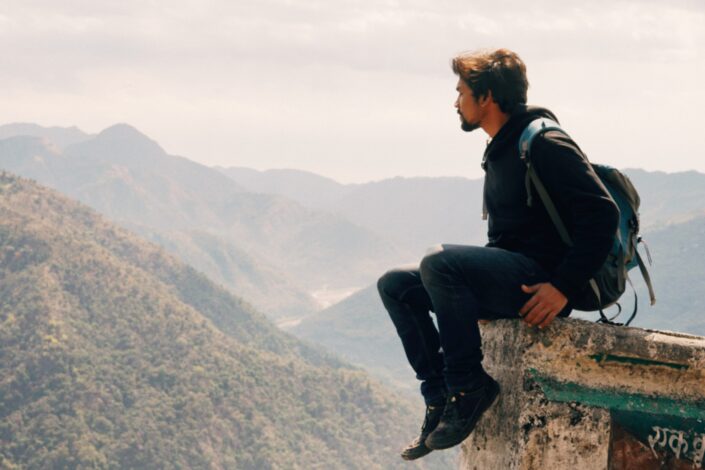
left=519, top=118, right=564, bottom=159
left=525, top=165, right=573, bottom=247
left=623, top=275, right=639, bottom=326
left=519, top=118, right=574, bottom=247
left=635, top=249, right=657, bottom=306
left=589, top=278, right=614, bottom=325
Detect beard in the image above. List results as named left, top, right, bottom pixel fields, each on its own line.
left=461, top=119, right=480, bottom=132
left=459, top=113, right=480, bottom=132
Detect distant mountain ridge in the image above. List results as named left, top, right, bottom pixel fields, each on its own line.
left=6, top=125, right=702, bottom=321
left=220, top=166, right=705, bottom=256
left=217, top=167, right=352, bottom=209
left=0, top=122, right=92, bottom=149
left=622, top=168, right=705, bottom=229
left=0, top=124, right=412, bottom=319
left=0, top=172, right=455, bottom=469
left=221, top=167, right=488, bottom=253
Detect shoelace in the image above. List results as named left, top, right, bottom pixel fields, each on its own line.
left=440, top=392, right=465, bottom=421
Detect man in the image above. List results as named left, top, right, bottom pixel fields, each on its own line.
left=377, top=48, right=619, bottom=460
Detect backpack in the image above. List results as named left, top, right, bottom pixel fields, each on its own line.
left=518, top=117, right=656, bottom=326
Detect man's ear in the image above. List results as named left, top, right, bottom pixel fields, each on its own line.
left=479, top=90, right=493, bottom=107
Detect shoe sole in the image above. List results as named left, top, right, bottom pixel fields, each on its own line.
left=400, top=445, right=433, bottom=461
left=425, top=379, right=500, bottom=450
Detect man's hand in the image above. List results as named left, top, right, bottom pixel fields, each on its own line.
left=519, top=283, right=568, bottom=329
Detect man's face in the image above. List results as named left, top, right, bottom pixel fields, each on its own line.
left=454, top=79, right=482, bottom=133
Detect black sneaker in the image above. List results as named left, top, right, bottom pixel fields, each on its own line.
left=400, top=403, right=444, bottom=460
left=425, top=376, right=500, bottom=450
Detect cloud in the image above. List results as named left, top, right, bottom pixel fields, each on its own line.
left=0, top=0, right=703, bottom=181
left=4, top=0, right=701, bottom=80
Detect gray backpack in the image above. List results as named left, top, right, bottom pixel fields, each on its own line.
left=518, top=118, right=656, bottom=325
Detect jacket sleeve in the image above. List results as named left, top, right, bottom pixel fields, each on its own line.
left=530, top=131, right=620, bottom=302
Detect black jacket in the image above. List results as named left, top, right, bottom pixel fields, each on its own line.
left=482, top=105, right=619, bottom=302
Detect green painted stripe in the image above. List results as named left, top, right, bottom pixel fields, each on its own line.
left=589, top=353, right=689, bottom=370
left=528, top=369, right=705, bottom=421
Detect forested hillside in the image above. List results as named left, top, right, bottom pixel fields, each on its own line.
left=0, top=172, right=453, bottom=469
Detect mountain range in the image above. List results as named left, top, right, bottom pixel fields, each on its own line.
left=219, top=166, right=705, bottom=263
left=3, top=121, right=705, bottom=414
left=0, top=171, right=455, bottom=469
left=6, top=123, right=705, bottom=326
left=219, top=167, right=488, bottom=253
left=0, top=124, right=412, bottom=321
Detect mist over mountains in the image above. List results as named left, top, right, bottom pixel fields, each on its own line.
left=220, top=167, right=488, bottom=253
left=221, top=165, right=705, bottom=240
left=3, top=121, right=705, bottom=330
left=1, top=121, right=704, bottom=467
left=0, top=123, right=411, bottom=321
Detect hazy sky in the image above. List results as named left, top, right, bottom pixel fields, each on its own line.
left=1, top=0, right=703, bottom=183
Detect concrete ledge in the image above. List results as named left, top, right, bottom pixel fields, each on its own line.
left=460, top=318, right=705, bottom=469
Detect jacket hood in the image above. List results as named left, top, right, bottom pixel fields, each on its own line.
left=483, top=105, right=559, bottom=165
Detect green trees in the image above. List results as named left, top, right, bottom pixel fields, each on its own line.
left=0, top=173, right=452, bottom=469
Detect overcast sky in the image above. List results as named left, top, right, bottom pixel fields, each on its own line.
left=1, top=0, right=703, bottom=183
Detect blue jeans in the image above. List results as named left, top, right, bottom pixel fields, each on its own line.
left=377, top=244, right=570, bottom=405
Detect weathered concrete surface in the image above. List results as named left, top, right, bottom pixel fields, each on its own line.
left=459, top=318, right=705, bottom=470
